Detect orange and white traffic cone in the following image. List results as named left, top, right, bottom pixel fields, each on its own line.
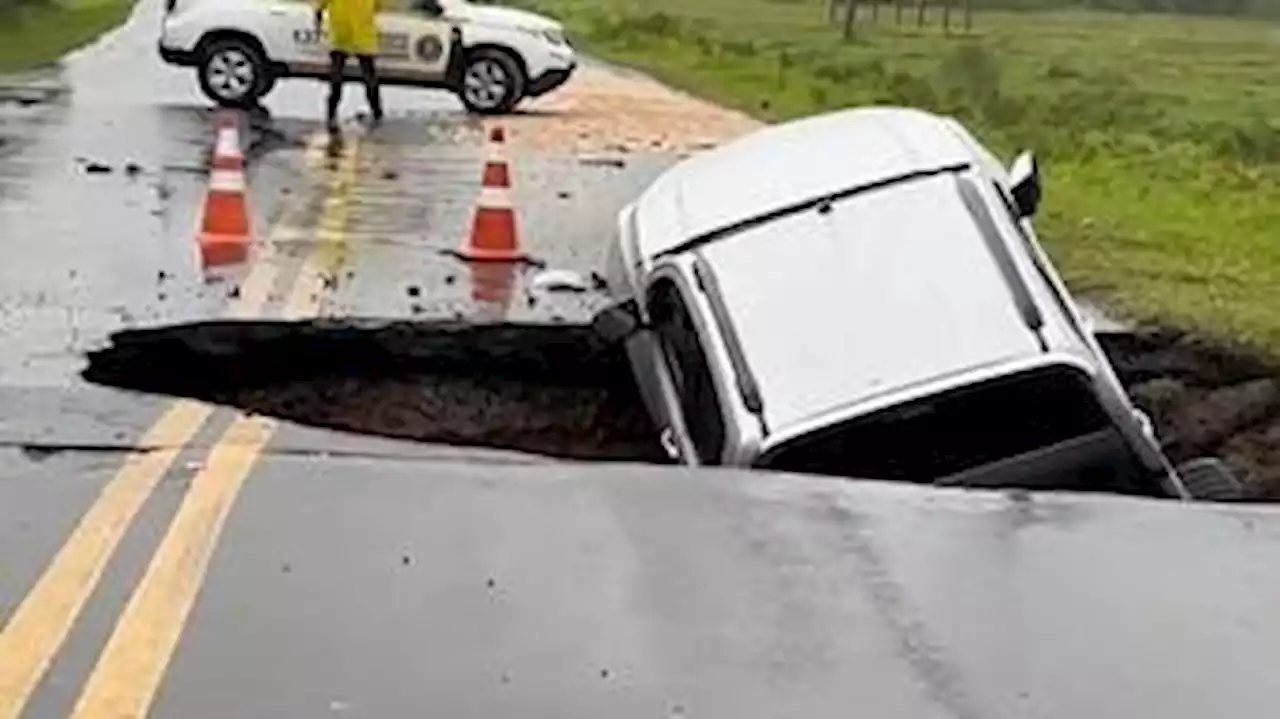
left=468, top=257, right=519, bottom=321
left=458, top=124, right=524, bottom=262
left=198, top=111, right=252, bottom=267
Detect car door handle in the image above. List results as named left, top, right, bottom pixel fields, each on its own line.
left=659, top=427, right=681, bottom=461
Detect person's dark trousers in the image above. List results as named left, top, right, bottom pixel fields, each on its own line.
left=326, top=50, right=384, bottom=131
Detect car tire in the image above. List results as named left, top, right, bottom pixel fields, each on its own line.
left=1177, top=457, right=1246, bottom=501
left=458, top=48, right=524, bottom=115
left=198, top=37, right=272, bottom=108
left=257, top=72, right=277, bottom=99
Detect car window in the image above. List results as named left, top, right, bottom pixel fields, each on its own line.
left=646, top=278, right=725, bottom=464
left=757, top=365, right=1114, bottom=483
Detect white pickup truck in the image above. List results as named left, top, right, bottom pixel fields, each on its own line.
left=159, top=0, right=576, bottom=114
left=595, top=107, right=1244, bottom=501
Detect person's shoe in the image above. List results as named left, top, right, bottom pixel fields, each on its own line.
left=325, top=133, right=344, bottom=161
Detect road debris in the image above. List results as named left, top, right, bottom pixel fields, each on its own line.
left=578, top=157, right=626, bottom=168
left=505, top=64, right=759, bottom=155
left=530, top=269, right=589, bottom=294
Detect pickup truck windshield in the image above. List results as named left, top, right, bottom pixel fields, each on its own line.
left=757, top=365, right=1148, bottom=492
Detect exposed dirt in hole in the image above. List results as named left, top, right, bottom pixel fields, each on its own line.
left=1098, top=330, right=1280, bottom=499
left=81, top=320, right=1280, bottom=499
left=83, top=321, right=667, bottom=463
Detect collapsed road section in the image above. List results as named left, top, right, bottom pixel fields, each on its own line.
left=79, top=318, right=1280, bottom=499
left=83, top=320, right=668, bottom=463
left=1100, top=330, right=1280, bottom=499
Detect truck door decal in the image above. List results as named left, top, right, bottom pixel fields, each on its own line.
left=293, top=27, right=324, bottom=46
left=290, top=27, right=410, bottom=61
left=379, top=32, right=411, bottom=60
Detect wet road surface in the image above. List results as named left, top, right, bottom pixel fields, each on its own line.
left=0, top=0, right=680, bottom=713
left=6, top=2, right=1280, bottom=715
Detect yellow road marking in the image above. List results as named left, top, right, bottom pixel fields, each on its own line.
left=283, top=138, right=361, bottom=320
left=67, top=414, right=275, bottom=719
left=68, top=136, right=364, bottom=718
left=227, top=131, right=328, bottom=319
left=0, top=128, right=335, bottom=719
left=0, top=401, right=212, bottom=719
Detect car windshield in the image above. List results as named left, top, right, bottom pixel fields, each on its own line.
left=756, top=365, right=1122, bottom=485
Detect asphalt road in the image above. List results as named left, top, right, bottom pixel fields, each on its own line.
left=4, top=2, right=1280, bottom=717
left=0, top=1, right=667, bottom=714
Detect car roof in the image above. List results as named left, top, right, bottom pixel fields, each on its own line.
left=695, top=170, right=1080, bottom=433
left=633, top=107, right=974, bottom=259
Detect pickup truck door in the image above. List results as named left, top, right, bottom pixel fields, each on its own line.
left=257, top=0, right=324, bottom=69
left=644, top=275, right=729, bottom=466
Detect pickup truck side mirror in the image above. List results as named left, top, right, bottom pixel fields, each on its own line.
left=1008, top=150, right=1041, bottom=218
left=591, top=298, right=643, bottom=344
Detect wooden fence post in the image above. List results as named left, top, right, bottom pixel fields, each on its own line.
left=916, top=0, right=927, bottom=28
left=843, top=0, right=857, bottom=38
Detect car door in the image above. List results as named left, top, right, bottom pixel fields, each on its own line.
left=256, top=0, right=326, bottom=71
left=644, top=275, right=728, bottom=466
left=256, top=0, right=454, bottom=80
left=375, top=0, right=454, bottom=82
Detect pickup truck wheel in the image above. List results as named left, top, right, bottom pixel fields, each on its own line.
left=198, top=37, right=271, bottom=108
left=459, top=48, right=524, bottom=115
left=1177, top=457, right=1246, bottom=501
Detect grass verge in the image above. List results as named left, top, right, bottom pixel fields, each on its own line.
left=0, top=0, right=135, bottom=74
left=517, top=0, right=1280, bottom=357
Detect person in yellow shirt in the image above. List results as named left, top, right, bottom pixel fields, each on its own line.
left=314, top=0, right=384, bottom=133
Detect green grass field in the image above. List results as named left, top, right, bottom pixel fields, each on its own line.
left=0, top=0, right=135, bottom=73
left=517, top=0, right=1280, bottom=356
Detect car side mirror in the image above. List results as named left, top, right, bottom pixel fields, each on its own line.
left=414, top=0, right=443, bottom=16
left=1008, top=150, right=1041, bottom=219
left=591, top=298, right=643, bottom=344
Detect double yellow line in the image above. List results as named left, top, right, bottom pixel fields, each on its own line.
left=0, top=133, right=363, bottom=719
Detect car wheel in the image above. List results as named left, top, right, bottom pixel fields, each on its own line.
left=198, top=37, right=271, bottom=108
left=459, top=48, right=524, bottom=115
left=1177, top=457, right=1246, bottom=501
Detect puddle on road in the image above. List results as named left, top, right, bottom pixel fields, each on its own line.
left=83, top=321, right=667, bottom=463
